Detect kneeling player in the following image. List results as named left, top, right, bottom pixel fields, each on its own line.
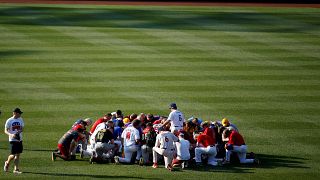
left=52, top=125, right=85, bottom=161
left=222, top=129, right=259, bottom=164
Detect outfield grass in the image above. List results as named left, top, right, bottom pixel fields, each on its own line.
left=0, top=3, right=320, bottom=179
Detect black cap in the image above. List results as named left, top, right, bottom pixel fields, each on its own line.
left=169, top=103, right=177, bottom=109
left=13, top=108, right=23, bottom=114
left=116, top=110, right=122, bottom=115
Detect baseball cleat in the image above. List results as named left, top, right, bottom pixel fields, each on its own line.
left=114, top=156, right=120, bottom=164
left=221, top=160, right=230, bottom=165
left=51, top=152, right=56, bottom=162
left=4, top=161, right=9, bottom=172
left=139, top=157, right=144, bottom=166
left=89, top=156, right=94, bottom=164
left=152, top=163, right=158, bottom=169
left=80, top=149, right=84, bottom=159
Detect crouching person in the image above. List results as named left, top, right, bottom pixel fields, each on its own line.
left=140, top=122, right=157, bottom=165
left=172, top=132, right=190, bottom=169
left=152, top=127, right=179, bottom=171
left=52, top=124, right=85, bottom=161
left=194, top=132, right=219, bottom=166
left=90, top=121, right=116, bottom=164
left=222, top=129, right=259, bottom=165
left=114, top=120, right=141, bottom=164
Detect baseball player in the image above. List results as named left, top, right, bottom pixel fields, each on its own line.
left=223, top=129, right=258, bottom=164
left=162, top=103, right=185, bottom=133
left=152, top=127, right=179, bottom=171
left=89, top=122, right=115, bottom=164
left=90, top=113, right=112, bottom=135
left=195, top=131, right=219, bottom=166
left=114, top=120, right=141, bottom=164
left=4, top=108, right=24, bottom=174
left=172, top=132, right=190, bottom=169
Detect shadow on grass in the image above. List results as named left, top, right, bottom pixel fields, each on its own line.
left=0, top=50, right=39, bottom=60
left=23, top=171, right=159, bottom=179
left=257, top=153, right=309, bottom=169
left=182, top=153, right=309, bottom=173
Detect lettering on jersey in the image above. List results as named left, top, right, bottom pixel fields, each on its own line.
left=12, top=122, right=22, bottom=131
left=126, top=131, right=131, bottom=140
left=178, top=114, right=182, bottom=121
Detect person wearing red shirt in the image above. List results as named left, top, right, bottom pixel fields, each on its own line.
left=194, top=132, right=218, bottom=166
left=223, top=129, right=255, bottom=164
left=90, top=113, right=112, bottom=135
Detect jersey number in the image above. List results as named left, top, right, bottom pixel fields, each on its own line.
left=179, top=115, right=182, bottom=121
left=126, top=132, right=131, bottom=140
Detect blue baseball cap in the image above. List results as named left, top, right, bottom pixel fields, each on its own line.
left=169, top=103, right=177, bottom=109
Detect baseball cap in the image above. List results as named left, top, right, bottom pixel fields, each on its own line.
left=169, top=103, right=177, bottom=109
left=222, top=118, right=230, bottom=127
left=74, top=124, right=85, bottom=132
left=13, top=108, right=23, bottom=114
left=123, top=118, right=130, bottom=124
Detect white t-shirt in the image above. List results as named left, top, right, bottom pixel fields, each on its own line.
left=155, top=131, right=178, bottom=150
left=175, top=138, right=190, bottom=160
left=5, top=116, right=24, bottom=142
left=167, top=110, right=184, bottom=131
left=121, top=126, right=140, bottom=147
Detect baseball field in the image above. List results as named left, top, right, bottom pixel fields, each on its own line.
left=0, top=1, right=319, bottom=179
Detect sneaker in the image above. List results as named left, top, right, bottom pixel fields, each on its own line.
left=152, top=163, right=158, bottom=169
left=4, top=161, right=9, bottom=172
left=13, top=169, right=22, bottom=174
left=139, top=157, right=144, bottom=166
left=114, top=156, right=120, bottom=164
left=51, top=152, right=56, bottom=162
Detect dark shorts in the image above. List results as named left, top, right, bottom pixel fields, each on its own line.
left=10, top=141, right=23, bottom=154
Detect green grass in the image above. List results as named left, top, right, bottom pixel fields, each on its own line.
left=0, top=3, right=320, bottom=179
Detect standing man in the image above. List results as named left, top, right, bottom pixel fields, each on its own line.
left=162, top=103, right=185, bottom=134
left=4, top=108, right=25, bottom=174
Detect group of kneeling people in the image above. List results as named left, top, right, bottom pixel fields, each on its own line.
left=52, top=108, right=259, bottom=171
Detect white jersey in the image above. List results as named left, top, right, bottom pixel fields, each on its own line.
left=155, top=131, right=178, bottom=150
left=121, top=126, right=140, bottom=147
left=90, top=123, right=107, bottom=144
left=5, top=116, right=24, bottom=142
left=175, top=138, right=190, bottom=160
left=167, top=110, right=184, bottom=131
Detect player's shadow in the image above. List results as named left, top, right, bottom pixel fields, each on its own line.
left=23, top=172, right=160, bottom=179
left=256, top=154, right=309, bottom=169
left=183, top=153, right=309, bottom=173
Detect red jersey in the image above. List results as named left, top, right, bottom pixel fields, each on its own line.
left=90, top=118, right=105, bottom=134
left=197, top=134, right=214, bottom=147
left=203, top=127, right=216, bottom=144
left=228, top=131, right=245, bottom=146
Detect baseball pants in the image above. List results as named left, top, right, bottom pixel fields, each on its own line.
left=153, top=147, right=174, bottom=168
left=195, top=146, right=218, bottom=166
left=119, top=145, right=139, bottom=163
left=226, top=145, right=254, bottom=164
